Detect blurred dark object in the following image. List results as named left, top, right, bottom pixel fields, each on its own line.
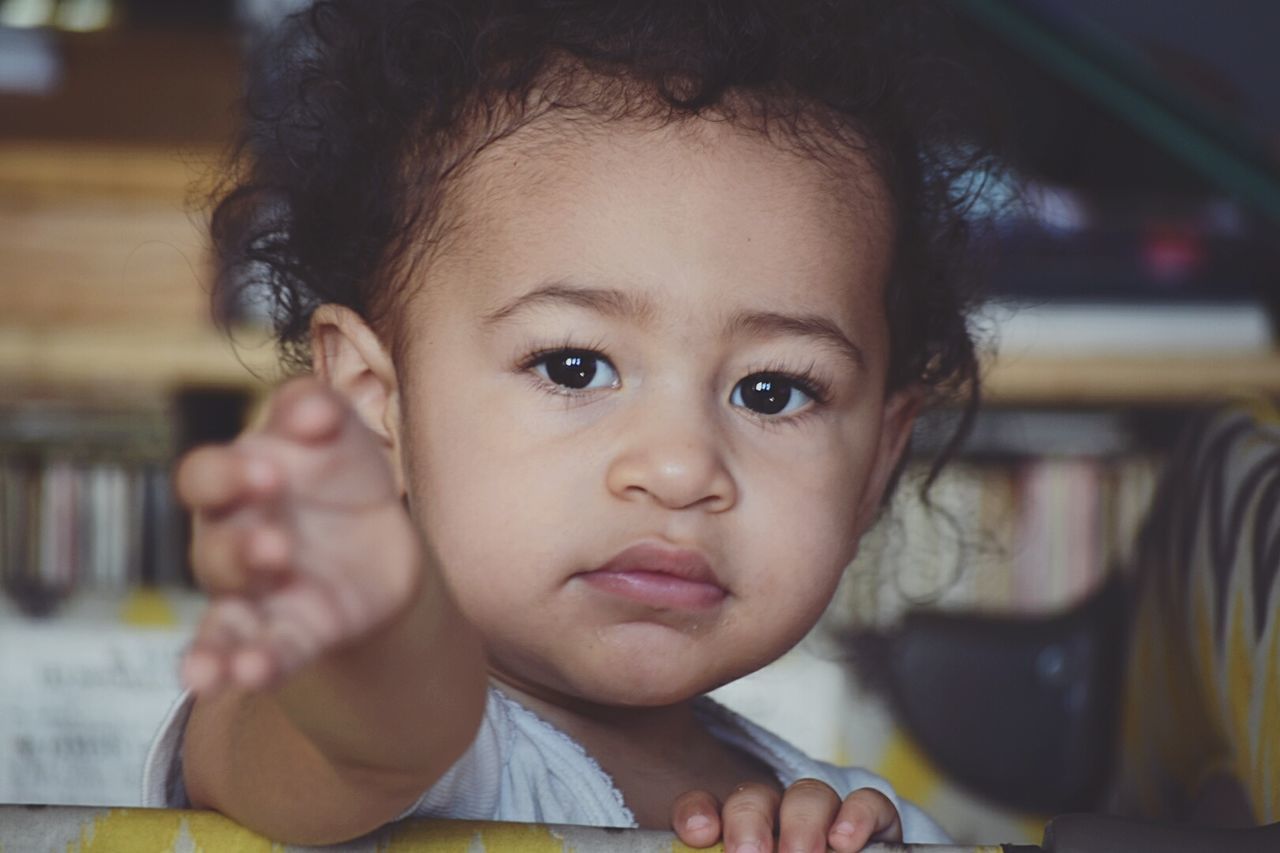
left=983, top=191, right=1270, bottom=305
left=171, top=386, right=250, bottom=450
left=1041, top=813, right=1280, bottom=853
left=847, top=403, right=1280, bottom=825
left=0, top=23, right=241, bottom=144
left=954, top=0, right=1280, bottom=208
left=171, top=386, right=252, bottom=585
left=847, top=574, right=1128, bottom=814
left=950, top=0, right=1280, bottom=348
left=120, top=0, right=235, bottom=28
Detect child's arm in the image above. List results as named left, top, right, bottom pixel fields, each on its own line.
left=174, top=380, right=487, bottom=845
left=671, top=782, right=902, bottom=852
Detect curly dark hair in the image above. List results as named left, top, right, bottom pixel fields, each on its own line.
left=213, top=0, right=999, bottom=488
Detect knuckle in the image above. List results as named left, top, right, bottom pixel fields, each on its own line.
left=722, top=786, right=776, bottom=834
left=673, top=788, right=712, bottom=809
left=779, top=825, right=827, bottom=853
left=725, top=783, right=776, bottom=810
left=844, top=798, right=875, bottom=822
left=787, top=778, right=837, bottom=799
left=174, top=449, right=213, bottom=497
left=723, top=795, right=768, bottom=821
left=846, top=787, right=891, bottom=813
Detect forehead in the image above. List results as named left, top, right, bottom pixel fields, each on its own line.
left=412, top=114, right=894, bottom=332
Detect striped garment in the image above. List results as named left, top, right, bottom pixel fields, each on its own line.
left=1116, top=400, right=1280, bottom=823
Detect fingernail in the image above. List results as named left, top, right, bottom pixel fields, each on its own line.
left=734, top=842, right=762, bottom=853
left=684, top=814, right=712, bottom=832
left=832, top=820, right=857, bottom=837
left=182, top=655, right=216, bottom=692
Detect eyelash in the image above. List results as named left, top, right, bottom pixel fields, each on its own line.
left=742, top=359, right=833, bottom=408
left=516, top=343, right=835, bottom=414
left=516, top=338, right=612, bottom=397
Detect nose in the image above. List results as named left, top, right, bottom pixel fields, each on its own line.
left=604, top=406, right=738, bottom=513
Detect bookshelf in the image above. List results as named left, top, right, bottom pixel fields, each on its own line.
left=3, top=141, right=1277, bottom=402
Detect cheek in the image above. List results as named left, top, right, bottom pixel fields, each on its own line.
left=735, top=421, right=879, bottom=586
left=399, top=395, right=588, bottom=595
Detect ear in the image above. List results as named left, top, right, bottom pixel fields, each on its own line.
left=852, top=386, right=923, bottom=537
left=310, top=304, right=407, bottom=495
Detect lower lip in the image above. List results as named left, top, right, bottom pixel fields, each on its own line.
left=579, top=570, right=727, bottom=610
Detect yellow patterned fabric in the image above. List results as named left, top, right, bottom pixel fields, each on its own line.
left=0, top=807, right=993, bottom=852
left=1117, top=401, right=1280, bottom=823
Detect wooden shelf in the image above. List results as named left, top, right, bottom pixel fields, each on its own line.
left=981, top=352, right=1280, bottom=405
left=0, top=326, right=281, bottom=392
left=0, top=141, right=223, bottom=200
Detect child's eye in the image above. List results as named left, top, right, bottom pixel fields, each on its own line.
left=730, top=372, right=817, bottom=416
left=531, top=349, right=619, bottom=391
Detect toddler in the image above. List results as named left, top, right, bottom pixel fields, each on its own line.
left=143, top=1, right=990, bottom=850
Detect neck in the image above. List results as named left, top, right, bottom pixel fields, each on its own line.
left=487, top=670, right=780, bottom=829
left=488, top=671, right=711, bottom=757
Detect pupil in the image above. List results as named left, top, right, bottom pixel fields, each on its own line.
left=547, top=352, right=597, bottom=388
left=742, top=375, right=791, bottom=414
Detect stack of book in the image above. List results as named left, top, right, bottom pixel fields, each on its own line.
left=0, top=399, right=187, bottom=615
left=833, top=412, right=1164, bottom=628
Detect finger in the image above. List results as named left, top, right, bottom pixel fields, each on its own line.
left=233, top=579, right=354, bottom=689
left=671, top=789, right=722, bottom=849
left=191, top=517, right=291, bottom=595
left=828, top=788, right=902, bottom=853
left=181, top=598, right=264, bottom=694
left=180, top=647, right=225, bottom=695
left=201, top=600, right=273, bottom=691
left=777, top=778, right=840, bottom=853
left=176, top=445, right=279, bottom=514
left=722, top=782, right=781, bottom=853
left=231, top=646, right=277, bottom=690
left=263, top=378, right=347, bottom=445
left=258, top=582, right=349, bottom=677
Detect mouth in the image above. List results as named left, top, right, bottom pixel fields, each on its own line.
left=576, top=542, right=727, bottom=610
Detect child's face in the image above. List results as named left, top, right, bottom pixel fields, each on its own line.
left=387, top=117, right=914, bottom=707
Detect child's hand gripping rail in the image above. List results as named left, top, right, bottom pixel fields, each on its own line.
left=4, top=806, right=1280, bottom=851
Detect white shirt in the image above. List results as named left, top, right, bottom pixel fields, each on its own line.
left=143, top=686, right=949, bottom=842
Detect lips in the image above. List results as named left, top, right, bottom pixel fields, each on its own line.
left=577, top=542, right=727, bottom=610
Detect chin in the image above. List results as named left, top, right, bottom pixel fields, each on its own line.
left=579, top=680, right=705, bottom=709
left=568, top=656, right=749, bottom=709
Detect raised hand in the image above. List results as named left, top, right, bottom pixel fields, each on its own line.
left=176, top=377, right=421, bottom=694
left=672, top=780, right=902, bottom=853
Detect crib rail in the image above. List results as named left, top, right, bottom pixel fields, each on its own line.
left=0, top=806, right=1014, bottom=852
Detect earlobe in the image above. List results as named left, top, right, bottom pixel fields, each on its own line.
left=310, top=305, right=406, bottom=492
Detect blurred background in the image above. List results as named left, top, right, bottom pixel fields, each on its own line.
left=0, top=0, right=1277, bottom=845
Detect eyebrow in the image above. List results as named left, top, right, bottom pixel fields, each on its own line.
left=481, top=281, right=655, bottom=327
left=482, top=281, right=865, bottom=370
left=730, top=310, right=867, bottom=371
